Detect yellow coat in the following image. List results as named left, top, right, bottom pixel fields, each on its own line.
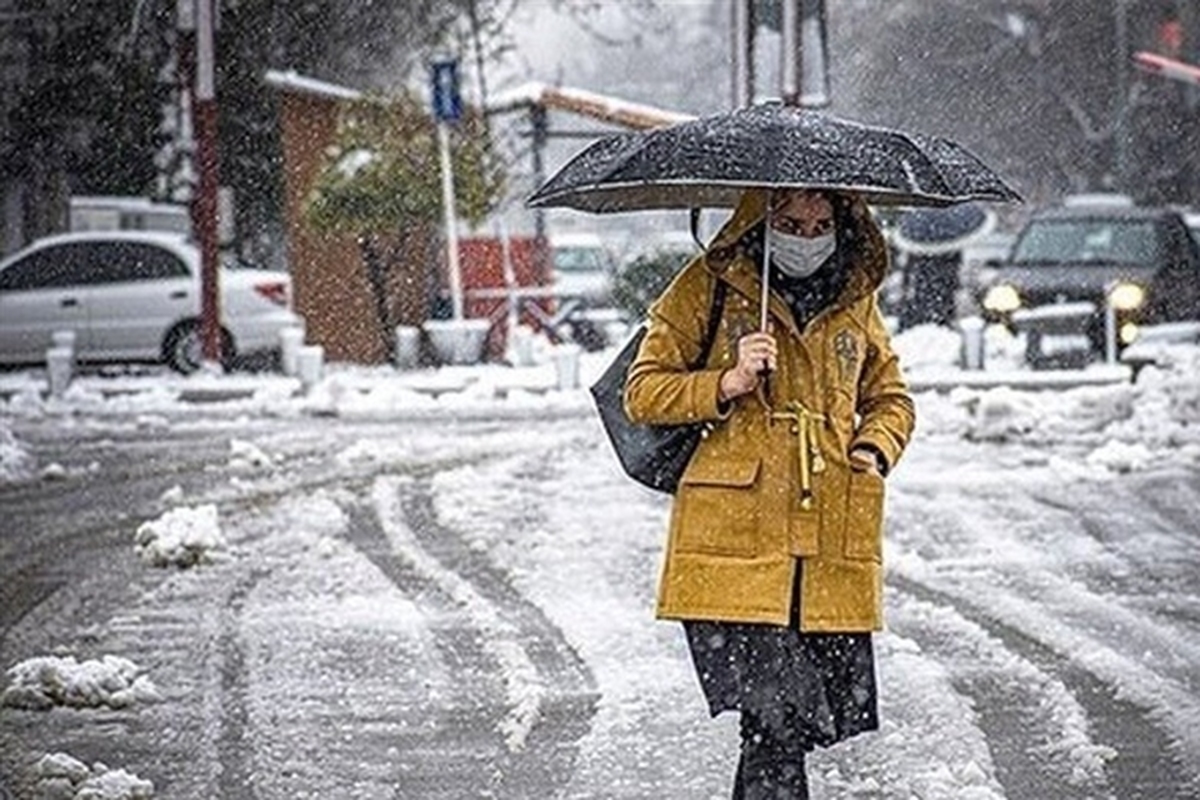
left=624, top=190, right=915, bottom=631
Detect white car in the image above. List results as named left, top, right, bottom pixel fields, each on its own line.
left=1186, top=211, right=1200, bottom=248
left=549, top=232, right=617, bottom=306
left=0, top=231, right=300, bottom=373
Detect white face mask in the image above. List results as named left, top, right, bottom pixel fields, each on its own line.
left=767, top=228, right=837, bottom=278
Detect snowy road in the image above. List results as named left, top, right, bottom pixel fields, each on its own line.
left=2, top=391, right=1199, bottom=799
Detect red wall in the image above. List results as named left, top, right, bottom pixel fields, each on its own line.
left=453, top=235, right=553, bottom=357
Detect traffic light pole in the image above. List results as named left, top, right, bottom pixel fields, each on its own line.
left=731, top=0, right=755, bottom=108
left=1114, top=0, right=1130, bottom=191
left=732, top=0, right=828, bottom=109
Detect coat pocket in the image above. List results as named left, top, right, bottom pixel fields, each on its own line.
left=674, top=458, right=761, bottom=556
left=844, top=470, right=884, bottom=561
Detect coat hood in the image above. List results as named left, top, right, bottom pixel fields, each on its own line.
left=705, top=189, right=892, bottom=306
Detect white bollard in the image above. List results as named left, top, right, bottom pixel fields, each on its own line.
left=51, top=329, right=77, bottom=353
left=394, top=325, right=421, bottom=370
left=958, top=316, right=986, bottom=371
left=46, top=346, right=74, bottom=397
left=508, top=324, right=537, bottom=367
left=51, top=330, right=77, bottom=372
left=296, top=345, right=324, bottom=392
left=1104, top=302, right=1118, bottom=364
left=279, top=326, right=305, bottom=376
left=552, top=343, right=581, bottom=391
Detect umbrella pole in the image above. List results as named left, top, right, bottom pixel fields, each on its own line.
left=759, top=219, right=772, bottom=332
left=759, top=214, right=773, bottom=403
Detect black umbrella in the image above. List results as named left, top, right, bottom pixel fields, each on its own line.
left=892, top=202, right=997, bottom=256
left=527, top=103, right=1022, bottom=213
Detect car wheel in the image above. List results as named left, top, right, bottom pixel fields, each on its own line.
left=163, top=321, right=234, bottom=374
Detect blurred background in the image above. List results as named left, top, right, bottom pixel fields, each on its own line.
left=0, top=0, right=1196, bottom=365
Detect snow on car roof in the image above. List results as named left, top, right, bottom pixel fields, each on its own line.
left=548, top=231, right=606, bottom=248
left=27, top=229, right=192, bottom=247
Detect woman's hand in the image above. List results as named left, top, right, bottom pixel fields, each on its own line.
left=849, top=447, right=883, bottom=476
left=719, top=331, right=777, bottom=401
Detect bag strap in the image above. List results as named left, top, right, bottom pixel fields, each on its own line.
left=688, top=207, right=704, bottom=250
left=687, top=278, right=728, bottom=371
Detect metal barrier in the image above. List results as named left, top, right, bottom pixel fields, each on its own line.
left=465, top=285, right=603, bottom=349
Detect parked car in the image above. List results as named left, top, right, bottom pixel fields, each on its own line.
left=1186, top=211, right=1200, bottom=247
left=0, top=231, right=300, bottom=373
left=549, top=231, right=618, bottom=307
left=977, top=200, right=1200, bottom=364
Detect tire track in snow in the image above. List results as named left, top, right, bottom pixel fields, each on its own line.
left=888, top=572, right=1195, bottom=800
left=393, top=475, right=598, bottom=787
left=341, top=499, right=509, bottom=799
left=888, top=453, right=1200, bottom=799
left=1130, top=469, right=1200, bottom=542
left=216, top=567, right=271, bottom=799
left=1031, top=472, right=1200, bottom=637
left=399, top=473, right=598, bottom=734
left=358, top=474, right=597, bottom=798
left=888, top=576, right=1116, bottom=800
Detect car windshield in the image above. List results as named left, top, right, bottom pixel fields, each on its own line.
left=1010, top=218, right=1160, bottom=265
left=553, top=246, right=609, bottom=273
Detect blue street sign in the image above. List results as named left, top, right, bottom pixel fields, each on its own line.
left=430, top=58, right=462, bottom=123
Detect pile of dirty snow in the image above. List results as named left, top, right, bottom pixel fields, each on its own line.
left=228, top=438, right=275, bottom=470
left=1, top=654, right=161, bottom=711
left=910, top=339, right=1200, bottom=473
left=892, top=324, right=965, bottom=372
left=134, top=504, right=226, bottom=567
left=33, top=752, right=154, bottom=799
left=0, top=419, right=33, bottom=483
left=1102, top=343, right=1200, bottom=448
left=892, top=322, right=1027, bottom=373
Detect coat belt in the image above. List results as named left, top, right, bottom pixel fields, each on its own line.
left=768, top=401, right=828, bottom=510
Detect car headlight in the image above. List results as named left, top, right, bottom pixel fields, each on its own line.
left=983, top=284, right=1021, bottom=313
left=1108, top=282, right=1145, bottom=311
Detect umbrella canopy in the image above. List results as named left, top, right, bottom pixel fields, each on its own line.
left=527, top=103, right=1022, bottom=213
left=892, top=202, right=997, bottom=256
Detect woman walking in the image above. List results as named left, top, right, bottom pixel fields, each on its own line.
left=624, top=187, right=915, bottom=798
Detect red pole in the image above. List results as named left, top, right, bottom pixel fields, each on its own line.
left=194, top=0, right=221, bottom=366
left=176, top=5, right=195, bottom=232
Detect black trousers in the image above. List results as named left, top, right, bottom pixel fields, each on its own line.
left=732, top=710, right=809, bottom=800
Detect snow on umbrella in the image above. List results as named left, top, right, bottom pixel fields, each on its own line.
left=526, top=103, right=1022, bottom=213
left=892, top=202, right=997, bottom=256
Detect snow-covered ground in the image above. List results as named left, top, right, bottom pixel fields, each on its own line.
left=3, top=322, right=1200, bottom=798
left=5, top=321, right=1198, bottom=480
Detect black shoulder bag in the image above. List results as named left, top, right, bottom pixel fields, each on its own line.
left=589, top=279, right=728, bottom=494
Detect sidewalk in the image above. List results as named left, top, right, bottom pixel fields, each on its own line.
left=0, top=348, right=1138, bottom=411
